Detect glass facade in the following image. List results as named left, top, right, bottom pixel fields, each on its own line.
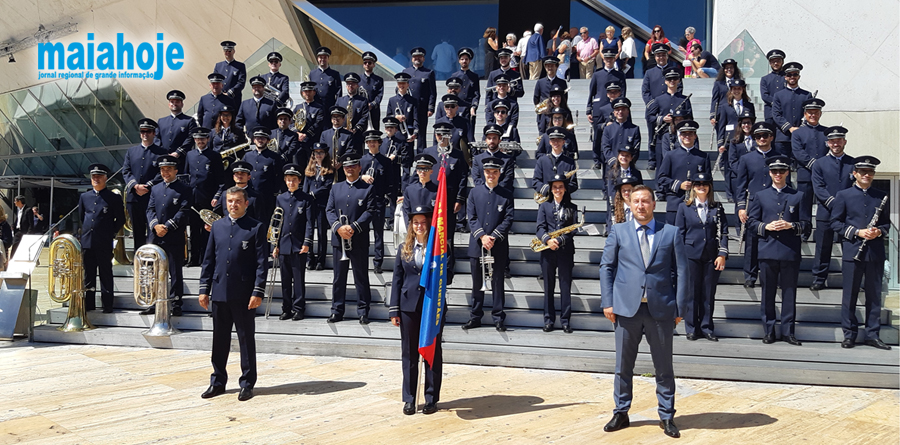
left=716, top=29, right=768, bottom=80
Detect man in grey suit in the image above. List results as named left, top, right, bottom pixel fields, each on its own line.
left=600, top=184, right=688, bottom=439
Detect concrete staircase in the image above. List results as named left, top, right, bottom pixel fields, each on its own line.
left=35, top=78, right=899, bottom=389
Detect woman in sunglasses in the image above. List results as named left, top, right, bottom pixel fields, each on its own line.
left=643, top=25, right=671, bottom=62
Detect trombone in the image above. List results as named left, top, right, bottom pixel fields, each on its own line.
left=338, top=210, right=352, bottom=261
left=479, top=246, right=494, bottom=291
left=264, top=207, right=284, bottom=319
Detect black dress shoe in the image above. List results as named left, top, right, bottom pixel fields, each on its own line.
left=139, top=306, right=154, bottom=315
left=504, top=271, right=512, bottom=279
left=307, top=262, right=315, bottom=270
left=374, top=265, right=383, bottom=274
left=563, top=325, right=573, bottom=334
left=102, top=308, right=114, bottom=314
left=201, top=385, right=226, bottom=399
left=279, top=312, right=292, bottom=321
left=592, top=162, right=602, bottom=170
left=461, top=319, right=481, bottom=330
left=543, top=323, right=554, bottom=332
left=495, top=321, right=507, bottom=332
left=762, top=334, right=776, bottom=344
left=172, top=307, right=183, bottom=317
left=238, top=387, right=254, bottom=401
left=403, top=402, right=415, bottom=415
left=603, top=412, right=630, bottom=432
left=292, top=310, right=305, bottom=321
left=685, top=332, right=698, bottom=341
left=422, top=402, right=437, bottom=414
left=743, top=280, right=756, bottom=288
left=648, top=163, right=657, bottom=171
left=865, top=338, right=892, bottom=350
left=660, top=419, right=680, bottom=438
left=809, top=282, right=826, bottom=291
left=704, top=333, right=718, bottom=342
left=785, top=336, right=802, bottom=346
left=841, top=339, right=855, bottom=349
left=359, top=315, right=370, bottom=325
left=327, top=314, right=343, bottom=323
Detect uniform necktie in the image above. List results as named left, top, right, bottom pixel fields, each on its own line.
left=414, top=244, right=424, bottom=268
left=698, top=203, right=707, bottom=222
left=640, top=225, right=651, bottom=268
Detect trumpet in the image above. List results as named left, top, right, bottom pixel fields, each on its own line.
left=479, top=246, right=494, bottom=291
left=530, top=208, right=585, bottom=252
left=49, top=234, right=95, bottom=332
left=395, top=103, right=410, bottom=136
left=264, top=207, right=284, bottom=318
left=134, top=244, right=181, bottom=337
left=338, top=211, right=352, bottom=261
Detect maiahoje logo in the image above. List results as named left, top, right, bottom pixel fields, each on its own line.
left=37, top=33, right=184, bottom=80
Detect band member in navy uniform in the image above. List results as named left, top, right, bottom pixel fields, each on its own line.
left=791, top=98, right=827, bottom=231
left=79, top=163, right=125, bottom=313
left=708, top=58, right=740, bottom=123
left=123, top=118, right=168, bottom=249
left=487, top=100, right=520, bottom=145
left=185, top=127, right=224, bottom=267
left=157, top=90, right=197, bottom=158
left=303, top=144, right=334, bottom=271
left=747, top=155, right=810, bottom=346
left=389, top=206, right=442, bottom=416
left=144, top=155, right=191, bottom=315
left=242, top=126, right=285, bottom=221
left=611, top=176, right=643, bottom=225
left=319, top=106, right=356, bottom=182
left=336, top=72, right=370, bottom=149
left=198, top=186, right=267, bottom=402
left=386, top=73, right=419, bottom=151
left=810, top=126, right=855, bottom=290
left=293, top=81, right=326, bottom=151
left=533, top=56, right=568, bottom=108
left=537, top=175, right=577, bottom=333
left=484, top=74, right=519, bottom=128
left=536, top=86, right=571, bottom=134
left=383, top=117, right=412, bottom=203
left=727, top=108, right=757, bottom=202
left=198, top=73, right=236, bottom=129
left=403, top=47, right=437, bottom=151
left=326, top=153, right=376, bottom=323
left=262, top=51, right=290, bottom=106
left=360, top=130, right=392, bottom=273
left=675, top=170, right=728, bottom=341
left=600, top=98, right=641, bottom=183
left=760, top=49, right=786, bottom=125
left=605, top=146, right=642, bottom=235
left=647, top=67, right=693, bottom=170
left=641, top=43, right=682, bottom=146
left=656, top=120, right=711, bottom=224
left=714, top=78, right=753, bottom=201
left=831, top=156, right=891, bottom=350
left=236, top=76, right=278, bottom=133
left=274, top=164, right=315, bottom=320
left=536, top=106, right=578, bottom=159
left=310, top=47, right=342, bottom=111
left=463, top=157, right=514, bottom=332
left=360, top=51, right=384, bottom=131
left=434, top=94, right=471, bottom=161
left=435, top=78, right=471, bottom=125
left=587, top=48, right=627, bottom=112
left=453, top=47, right=480, bottom=134
left=485, top=48, right=525, bottom=105
left=771, top=62, right=812, bottom=157
left=590, top=81, right=624, bottom=170
left=472, top=124, right=515, bottom=192
left=271, top=108, right=303, bottom=166
left=423, top=122, right=469, bottom=282
left=401, top=154, right=439, bottom=219
left=534, top=126, right=578, bottom=202
left=210, top=105, right=245, bottom=154
left=212, top=161, right=258, bottom=219
left=214, top=41, right=247, bottom=106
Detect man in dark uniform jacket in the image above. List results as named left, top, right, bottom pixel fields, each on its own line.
left=386, top=72, right=419, bottom=150
left=271, top=108, right=303, bottom=166
left=810, top=126, right=855, bottom=290
left=360, top=51, right=384, bottom=131
left=533, top=126, right=578, bottom=200
left=199, top=186, right=268, bottom=402
left=472, top=124, right=515, bottom=192
left=646, top=67, right=693, bottom=169
left=157, top=90, right=197, bottom=158
left=123, top=118, right=168, bottom=249
left=657, top=120, right=710, bottom=224
left=587, top=48, right=627, bottom=111
left=485, top=48, right=525, bottom=105
left=590, top=81, right=624, bottom=170
left=434, top=94, right=471, bottom=162
left=214, top=41, right=247, bottom=106
left=484, top=74, right=519, bottom=128
left=401, top=154, right=439, bottom=218
left=237, top=76, right=278, bottom=133
left=747, top=155, right=810, bottom=346
left=403, top=47, right=437, bottom=151
left=262, top=51, right=290, bottom=106
left=185, top=127, right=224, bottom=267
left=242, top=126, right=285, bottom=221
left=274, top=164, right=315, bottom=321
left=383, top=117, right=412, bottom=199
left=759, top=49, right=786, bottom=125
left=144, top=155, right=191, bottom=315
left=197, top=73, right=235, bottom=129
left=212, top=161, right=259, bottom=220
left=532, top=56, right=568, bottom=107
left=463, top=157, right=515, bottom=332
left=326, top=153, right=377, bottom=323
left=791, top=98, right=827, bottom=231
left=772, top=62, right=812, bottom=158
left=831, top=156, right=892, bottom=350
left=360, top=130, right=392, bottom=273
left=536, top=106, right=578, bottom=159
left=310, top=47, right=343, bottom=111
left=452, top=47, right=481, bottom=134
left=600, top=98, right=641, bottom=175
left=319, top=106, right=356, bottom=182
left=641, top=43, right=683, bottom=105
left=336, top=72, right=370, bottom=149
left=79, top=164, right=125, bottom=312
left=435, top=78, right=472, bottom=130
left=487, top=100, right=521, bottom=146
left=292, top=81, right=325, bottom=156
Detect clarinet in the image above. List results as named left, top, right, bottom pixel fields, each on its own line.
left=715, top=203, right=725, bottom=256
left=853, top=195, right=888, bottom=261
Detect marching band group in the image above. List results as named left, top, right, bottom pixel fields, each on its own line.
left=71, top=40, right=892, bottom=424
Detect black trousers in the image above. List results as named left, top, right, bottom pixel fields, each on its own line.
left=742, top=227, right=759, bottom=282
left=280, top=252, right=308, bottom=313
left=685, top=257, right=721, bottom=335
left=841, top=259, right=884, bottom=341
left=797, top=181, right=813, bottom=236
left=644, top=120, right=658, bottom=166
left=188, top=206, right=211, bottom=265
left=127, top=197, right=150, bottom=249
left=541, top=248, right=573, bottom=326
left=415, top=108, right=429, bottom=151
left=210, top=299, right=257, bottom=389
left=469, top=243, right=508, bottom=323
left=83, top=246, right=114, bottom=311
left=309, top=205, right=329, bottom=267
left=255, top=193, right=276, bottom=223
left=811, top=221, right=835, bottom=285
left=331, top=243, right=372, bottom=317
left=370, top=106, right=381, bottom=131
left=160, top=242, right=184, bottom=308
left=759, top=259, right=799, bottom=337
left=400, top=309, right=443, bottom=404
left=370, top=203, right=385, bottom=267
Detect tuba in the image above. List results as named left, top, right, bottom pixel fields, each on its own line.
left=49, top=235, right=95, bottom=332
left=264, top=207, right=284, bottom=318
left=133, top=244, right=181, bottom=337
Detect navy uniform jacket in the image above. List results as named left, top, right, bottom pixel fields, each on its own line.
left=336, top=93, right=371, bottom=136
left=213, top=185, right=258, bottom=219
left=831, top=185, right=890, bottom=262
left=709, top=79, right=731, bottom=120
left=471, top=150, right=515, bottom=192
left=389, top=242, right=426, bottom=315
left=586, top=67, right=626, bottom=113
left=211, top=125, right=246, bottom=153
left=214, top=60, right=247, bottom=104
left=759, top=71, right=785, bottom=121
left=532, top=76, right=568, bottom=106
left=600, top=119, right=641, bottom=166
left=657, top=145, right=711, bottom=212
left=326, top=179, right=377, bottom=247
left=360, top=72, right=385, bottom=113
left=303, top=167, right=334, bottom=208
left=485, top=96, right=520, bottom=128
left=319, top=127, right=357, bottom=159
left=536, top=131, right=578, bottom=159
left=532, top=152, right=578, bottom=196
left=675, top=201, right=729, bottom=260
left=242, top=148, right=285, bottom=197
left=293, top=100, right=326, bottom=143
left=360, top=151, right=392, bottom=197
left=386, top=94, right=418, bottom=138
left=640, top=61, right=683, bottom=104
left=123, top=143, right=168, bottom=202
left=605, top=166, right=643, bottom=198
left=728, top=135, right=756, bottom=173
left=147, top=180, right=191, bottom=248
left=382, top=133, right=412, bottom=172
left=275, top=190, right=315, bottom=253
left=310, top=66, right=343, bottom=110
left=536, top=108, right=573, bottom=134
left=422, top=145, right=469, bottom=205
left=735, top=148, right=789, bottom=209
left=270, top=127, right=303, bottom=163
left=199, top=213, right=268, bottom=302
left=485, top=67, right=525, bottom=104
left=262, top=71, right=290, bottom=105
left=197, top=93, right=235, bottom=129
left=78, top=188, right=125, bottom=249
left=811, top=153, right=855, bottom=221
left=185, top=145, right=225, bottom=206
left=747, top=186, right=809, bottom=261
left=402, top=179, right=438, bottom=216
left=236, top=97, right=278, bottom=132
left=772, top=87, right=812, bottom=144
left=467, top=184, right=515, bottom=256
left=536, top=200, right=577, bottom=252
left=715, top=101, right=755, bottom=147
left=495, top=122, right=521, bottom=143
left=647, top=92, right=693, bottom=138
left=435, top=98, right=472, bottom=124
left=592, top=102, right=615, bottom=130
left=433, top=115, right=470, bottom=150
left=157, top=113, right=198, bottom=156
left=790, top=123, right=828, bottom=182
left=403, top=66, right=437, bottom=114
left=452, top=68, right=481, bottom=112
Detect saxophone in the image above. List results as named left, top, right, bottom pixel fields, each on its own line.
left=530, top=207, right=585, bottom=252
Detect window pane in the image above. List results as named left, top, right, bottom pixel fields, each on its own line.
left=32, top=83, right=104, bottom=149
left=15, top=90, right=80, bottom=152
left=0, top=92, right=56, bottom=153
